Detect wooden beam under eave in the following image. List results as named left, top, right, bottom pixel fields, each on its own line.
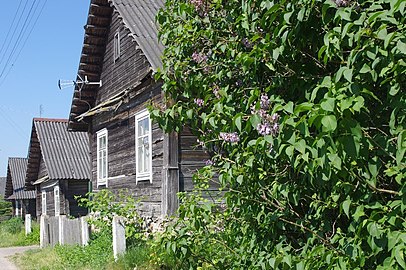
left=87, top=14, right=110, bottom=27
left=78, top=69, right=100, bottom=77
left=79, top=62, right=101, bottom=72
left=89, top=3, right=112, bottom=15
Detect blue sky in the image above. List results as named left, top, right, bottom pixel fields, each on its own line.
left=0, top=1, right=90, bottom=176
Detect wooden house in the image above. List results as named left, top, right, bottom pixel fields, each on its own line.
left=0, top=177, right=5, bottom=198
left=67, top=0, right=209, bottom=218
left=5, top=158, right=36, bottom=218
left=24, top=118, right=90, bottom=218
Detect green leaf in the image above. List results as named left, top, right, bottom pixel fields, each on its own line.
left=384, top=32, right=396, bottom=49
left=250, top=114, right=261, bottom=128
left=395, top=246, right=406, bottom=268
left=234, top=114, right=242, bottom=131
left=236, top=175, right=244, bottom=184
left=342, top=199, right=351, bottom=218
left=359, top=63, right=371, bottom=74
left=321, top=98, right=335, bottom=112
left=397, top=40, right=406, bottom=54
left=343, top=68, right=353, bottom=82
left=328, top=153, right=342, bottom=170
left=353, top=96, right=364, bottom=112
left=321, top=115, right=337, bottom=132
left=284, top=102, right=294, bottom=114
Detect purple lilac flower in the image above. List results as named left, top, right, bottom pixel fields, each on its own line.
left=190, top=0, right=203, bottom=10
left=213, top=85, right=220, bottom=99
left=205, top=159, right=214, bottom=166
left=192, top=51, right=208, bottom=63
left=242, top=38, right=252, bottom=49
left=270, top=113, right=280, bottom=122
left=256, top=122, right=272, bottom=136
left=271, top=123, right=279, bottom=135
left=220, top=132, right=240, bottom=143
left=194, top=98, right=204, bottom=107
left=333, top=0, right=350, bottom=7
left=260, top=94, right=270, bottom=110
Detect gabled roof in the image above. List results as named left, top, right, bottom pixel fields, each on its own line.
left=112, top=0, right=164, bottom=70
left=0, top=177, right=6, bottom=198
left=6, top=158, right=35, bottom=200
left=26, top=118, right=90, bottom=189
left=68, top=0, right=164, bottom=131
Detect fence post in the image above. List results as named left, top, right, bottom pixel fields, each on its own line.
left=112, top=216, right=126, bottom=260
left=25, top=214, right=32, bottom=235
left=80, top=216, right=89, bottom=246
left=40, top=215, right=46, bottom=248
left=58, top=215, right=65, bottom=245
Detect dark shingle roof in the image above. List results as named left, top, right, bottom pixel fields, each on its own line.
left=27, top=118, right=90, bottom=185
left=0, top=177, right=6, bottom=197
left=7, top=158, right=36, bottom=200
left=111, top=0, right=164, bottom=70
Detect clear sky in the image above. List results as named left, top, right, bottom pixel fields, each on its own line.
left=0, top=1, right=90, bottom=176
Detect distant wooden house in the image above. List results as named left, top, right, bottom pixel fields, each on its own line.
left=0, top=177, right=5, bottom=198
left=67, top=0, right=209, bottom=217
left=24, top=118, right=90, bottom=218
left=5, top=158, right=36, bottom=218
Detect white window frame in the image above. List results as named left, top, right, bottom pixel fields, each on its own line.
left=97, top=129, right=108, bottom=186
left=54, top=186, right=60, bottom=216
left=135, top=110, right=153, bottom=183
left=114, top=31, right=121, bottom=61
left=42, top=191, right=47, bottom=216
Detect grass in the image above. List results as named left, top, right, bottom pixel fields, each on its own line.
left=12, top=233, right=162, bottom=270
left=11, top=247, right=62, bottom=270
left=0, top=217, right=40, bottom=247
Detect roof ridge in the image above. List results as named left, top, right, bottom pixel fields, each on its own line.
left=33, top=118, right=68, bottom=123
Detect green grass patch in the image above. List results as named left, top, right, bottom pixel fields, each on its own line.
left=11, top=247, right=62, bottom=270
left=13, top=234, right=164, bottom=270
left=0, top=217, right=40, bottom=247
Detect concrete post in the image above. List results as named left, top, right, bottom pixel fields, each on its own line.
left=40, top=215, right=46, bottom=248
left=112, top=216, right=126, bottom=260
left=58, top=215, right=65, bottom=245
left=25, top=214, right=32, bottom=235
left=80, top=217, right=89, bottom=246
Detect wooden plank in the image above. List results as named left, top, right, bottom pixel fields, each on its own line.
left=162, top=132, right=179, bottom=216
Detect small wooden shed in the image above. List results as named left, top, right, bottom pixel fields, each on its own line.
left=25, top=118, right=90, bottom=217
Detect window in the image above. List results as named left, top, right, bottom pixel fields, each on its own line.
left=54, top=186, right=60, bottom=216
left=135, top=110, right=152, bottom=183
left=42, top=191, right=47, bottom=215
left=114, top=32, right=120, bottom=61
left=97, top=129, right=108, bottom=186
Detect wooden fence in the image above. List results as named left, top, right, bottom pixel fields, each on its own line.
left=40, top=215, right=89, bottom=247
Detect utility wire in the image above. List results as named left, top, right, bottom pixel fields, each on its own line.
left=0, top=0, right=47, bottom=88
left=0, top=0, right=23, bottom=59
left=0, top=0, right=29, bottom=69
left=0, top=0, right=39, bottom=79
left=0, top=106, right=26, bottom=139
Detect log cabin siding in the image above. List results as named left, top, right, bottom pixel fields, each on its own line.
left=66, top=180, right=89, bottom=217
left=96, top=12, right=151, bottom=104
left=89, top=13, right=164, bottom=216
left=38, top=157, right=47, bottom=179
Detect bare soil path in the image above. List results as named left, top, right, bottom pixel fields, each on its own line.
left=0, top=245, right=39, bottom=270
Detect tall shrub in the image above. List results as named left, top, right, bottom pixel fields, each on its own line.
left=153, top=0, right=406, bottom=268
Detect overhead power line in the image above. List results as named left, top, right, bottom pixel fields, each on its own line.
left=0, top=0, right=48, bottom=87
